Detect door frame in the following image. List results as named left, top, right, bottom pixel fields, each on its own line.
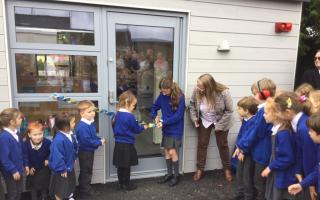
left=102, top=7, right=188, bottom=182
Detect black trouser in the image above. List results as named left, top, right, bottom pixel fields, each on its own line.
left=5, top=177, right=23, bottom=200
left=31, top=189, right=47, bottom=200
left=117, top=167, right=131, bottom=186
left=0, top=177, right=4, bottom=200
left=78, top=151, right=94, bottom=193
left=236, top=155, right=254, bottom=200
left=254, top=162, right=267, bottom=200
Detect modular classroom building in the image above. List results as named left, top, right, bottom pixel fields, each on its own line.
left=0, top=0, right=308, bottom=183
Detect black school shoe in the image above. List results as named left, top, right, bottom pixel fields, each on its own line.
left=157, top=174, right=173, bottom=184
left=168, top=175, right=179, bottom=187
left=120, top=184, right=137, bottom=191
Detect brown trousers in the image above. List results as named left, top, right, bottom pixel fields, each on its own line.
left=196, top=121, right=231, bottom=171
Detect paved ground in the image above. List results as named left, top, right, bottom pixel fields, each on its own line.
left=22, top=170, right=237, bottom=200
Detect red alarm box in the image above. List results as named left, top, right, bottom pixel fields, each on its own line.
left=275, top=22, right=292, bottom=33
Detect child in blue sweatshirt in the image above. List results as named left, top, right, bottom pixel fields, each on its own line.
left=49, top=112, right=77, bottom=200
left=237, top=78, right=275, bottom=200
left=288, top=112, right=320, bottom=197
left=75, top=100, right=106, bottom=197
left=23, top=121, right=51, bottom=200
left=274, top=91, right=318, bottom=200
left=151, top=78, right=185, bottom=187
left=113, top=90, right=147, bottom=191
left=261, top=98, right=296, bottom=200
left=232, top=96, right=258, bottom=200
left=0, top=108, right=24, bottom=200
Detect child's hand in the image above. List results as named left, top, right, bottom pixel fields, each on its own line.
left=261, top=167, right=271, bottom=178
left=288, top=183, right=303, bottom=195
left=232, top=148, right=240, bottom=158
left=156, top=122, right=163, bottom=128
left=143, top=125, right=148, bottom=130
left=155, top=116, right=160, bottom=124
left=30, top=168, right=35, bottom=176
left=25, top=167, right=30, bottom=176
left=44, top=160, right=49, bottom=166
left=194, top=121, right=199, bottom=128
left=61, top=172, right=68, bottom=178
left=12, top=172, right=21, bottom=181
left=101, top=138, right=106, bottom=145
left=309, top=186, right=318, bottom=200
left=237, top=152, right=245, bottom=162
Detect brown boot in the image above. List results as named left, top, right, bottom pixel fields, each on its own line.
left=224, top=169, right=233, bottom=182
left=192, top=170, right=204, bottom=181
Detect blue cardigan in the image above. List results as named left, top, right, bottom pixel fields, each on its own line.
left=269, top=129, right=296, bottom=189
left=75, top=121, right=102, bottom=152
left=237, top=107, right=273, bottom=165
left=113, top=111, right=144, bottom=144
left=235, top=116, right=256, bottom=155
left=295, top=114, right=318, bottom=178
left=49, top=132, right=77, bottom=174
left=151, top=93, right=185, bottom=139
left=23, top=138, right=51, bottom=170
left=0, top=130, right=24, bottom=179
left=300, top=144, right=320, bottom=192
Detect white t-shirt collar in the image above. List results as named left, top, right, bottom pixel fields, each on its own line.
left=4, top=127, right=19, bottom=142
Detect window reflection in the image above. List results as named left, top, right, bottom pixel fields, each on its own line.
left=15, top=7, right=94, bottom=45
left=116, top=24, right=174, bottom=157
left=15, top=54, right=97, bottom=93
left=18, top=101, right=99, bottom=137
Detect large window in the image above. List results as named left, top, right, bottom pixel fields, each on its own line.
left=15, top=7, right=94, bottom=45
left=15, top=53, right=98, bottom=93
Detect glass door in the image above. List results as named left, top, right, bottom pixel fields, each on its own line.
left=106, top=11, right=181, bottom=178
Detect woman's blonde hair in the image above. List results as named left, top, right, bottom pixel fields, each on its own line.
left=196, top=73, right=228, bottom=108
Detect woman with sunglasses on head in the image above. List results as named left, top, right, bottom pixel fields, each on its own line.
left=300, top=50, right=320, bottom=89
left=189, top=73, right=234, bottom=182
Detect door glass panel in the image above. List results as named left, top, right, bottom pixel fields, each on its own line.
left=15, top=7, right=94, bottom=45
left=15, top=53, right=98, bottom=93
left=18, top=101, right=99, bottom=137
left=116, top=24, right=174, bottom=157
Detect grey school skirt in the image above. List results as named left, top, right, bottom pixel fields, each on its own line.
left=161, top=135, right=182, bottom=151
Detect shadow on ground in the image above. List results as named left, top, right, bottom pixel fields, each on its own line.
left=23, top=170, right=237, bottom=200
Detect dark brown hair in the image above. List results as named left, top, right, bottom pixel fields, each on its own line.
left=307, top=113, right=320, bottom=134
left=0, top=108, right=23, bottom=131
left=237, top=96, right=259, bottom=115
left=159, top=77, right=184, bottom=111
left=54, top=112, right=75, bottom=133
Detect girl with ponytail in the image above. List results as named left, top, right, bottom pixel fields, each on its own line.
left=151, top=77, right=185, bottom=187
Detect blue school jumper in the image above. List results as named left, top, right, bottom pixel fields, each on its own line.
left=269, top=129, right=296, bottom=189
left=0, top=130, right=24, bottom=179
left=75, top=120, right=101, bottom=152
left=151, top=94, right=185, bottom=139
left=113, top=111, right=145, bottom=144
left=300, top=144, right=320, bottom=192
left=23, top=138, right=51, bottom=170
left=295, top=114, right=318, bottom=178
left=237, top=106, right=273, bottom=166
left=49, top=132, right=77, bottom=174
left=235, top=116, right=257, bottom=154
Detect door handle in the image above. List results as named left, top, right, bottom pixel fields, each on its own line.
left=109, top=90, right=119, bottom=104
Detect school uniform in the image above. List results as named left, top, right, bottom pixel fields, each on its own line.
left=300, top=144, right=320, bottom=195
left=0, top=128, right=24, bottom=200
left=151, top=93, right=185, bottom=151
left=234, top=116, right=256, bottom=200
left=75, top=119, right=102, bottom=193
left=49, top=131, right=77, bottom=199
left=113, top=109, right=144, bottom=188
left=237, top=104, right=273, bottom=200
left=23, top=138, right=51, bottom=199
left=265, top=125, right=296, bottom=200
left=0, top=172, right=5, bottom=200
